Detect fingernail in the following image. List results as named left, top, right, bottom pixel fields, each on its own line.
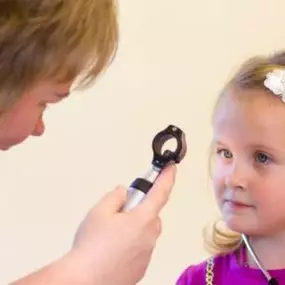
left=164, top=164, right=177, bottom=175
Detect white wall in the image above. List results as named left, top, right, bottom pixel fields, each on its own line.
left=1, top=0, right=285, bottom=284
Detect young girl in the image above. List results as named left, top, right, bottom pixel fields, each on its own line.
left=176, top=50, right=285, bottom=284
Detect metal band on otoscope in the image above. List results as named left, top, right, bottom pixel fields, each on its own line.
left=130, top=178, right=153, bottom=194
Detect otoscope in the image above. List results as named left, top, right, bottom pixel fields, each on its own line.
left=121, top=125, right=187, bottom=212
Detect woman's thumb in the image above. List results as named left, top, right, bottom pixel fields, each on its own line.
left=96, top=186, right=128, bottom=216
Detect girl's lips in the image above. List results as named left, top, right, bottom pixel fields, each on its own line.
left=224, top=199, right=253, bottom=210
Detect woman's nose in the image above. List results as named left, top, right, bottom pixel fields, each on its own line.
left=32, top=117, right=45, bottom=136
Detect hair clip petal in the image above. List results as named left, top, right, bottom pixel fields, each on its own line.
left=264, top=69, right=285, bottom=100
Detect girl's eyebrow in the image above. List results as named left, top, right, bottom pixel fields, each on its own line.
left=212, top=139, right=285, bottom=155
left=249, top=143, right=285, bottom=154
left=212, top=137, right=226, bottom=145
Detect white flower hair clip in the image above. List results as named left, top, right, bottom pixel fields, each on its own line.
left=264, top=68, right=285, bottom=102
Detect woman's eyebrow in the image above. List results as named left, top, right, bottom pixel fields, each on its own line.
left=56, top=92, right=70, bottom=99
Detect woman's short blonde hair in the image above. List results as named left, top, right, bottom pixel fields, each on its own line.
left=204, top=50, right=285, bottom=256
left=0, top=0, right=118, bottom=112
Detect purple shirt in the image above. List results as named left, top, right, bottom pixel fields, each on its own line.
left=176, top=250, right=285, bottom=284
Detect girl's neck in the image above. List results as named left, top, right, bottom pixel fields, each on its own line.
left=243, top=233, right=285, bottom=270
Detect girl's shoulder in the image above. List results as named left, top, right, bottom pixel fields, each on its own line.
left=176, top=253, right=233, bottom=285
left=175, top=258, right=208, bottom=285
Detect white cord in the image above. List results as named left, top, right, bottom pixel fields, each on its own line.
left=241, top=234, right=272, bottom=281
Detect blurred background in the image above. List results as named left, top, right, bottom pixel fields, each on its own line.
left=1, top=0, right=285, bottom=284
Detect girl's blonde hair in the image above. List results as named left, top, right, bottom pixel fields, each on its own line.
left=0, top=0, right=118, bottom=113
left=204, top=50, right=285, bottom=256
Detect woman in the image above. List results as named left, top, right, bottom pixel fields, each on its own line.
left=0, top=1, right=177, bottom=285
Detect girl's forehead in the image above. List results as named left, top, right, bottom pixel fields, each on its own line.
left=213, top=89, right=285, bottom=146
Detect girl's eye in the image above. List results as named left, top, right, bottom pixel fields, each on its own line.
left=217, top=149, right=233, bottom=159
left=256, top=152, right=271, bottom=164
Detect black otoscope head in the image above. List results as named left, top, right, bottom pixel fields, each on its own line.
left=151, top=125, right=187, bottom=169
